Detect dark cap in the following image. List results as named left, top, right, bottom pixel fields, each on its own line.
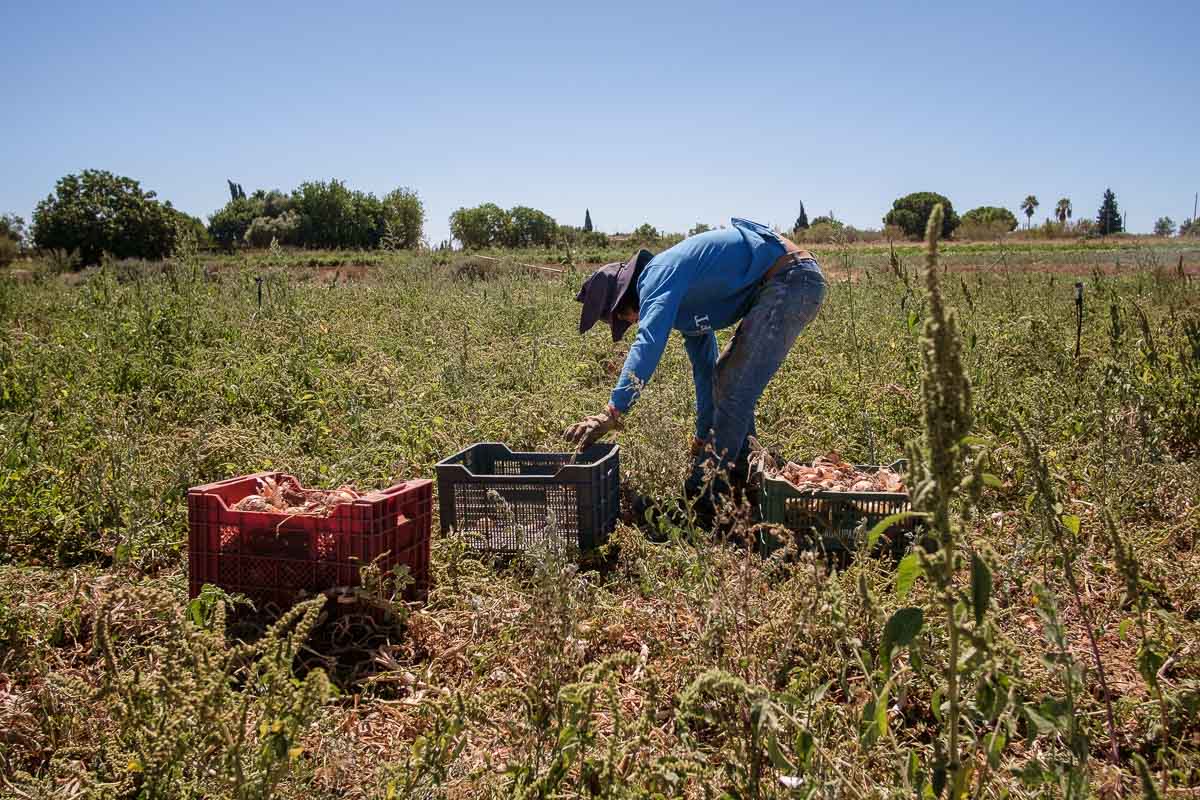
left=576, top=249, right=652, bottom=342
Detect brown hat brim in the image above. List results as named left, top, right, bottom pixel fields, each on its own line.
left=576, top=249, right=652, bottom=340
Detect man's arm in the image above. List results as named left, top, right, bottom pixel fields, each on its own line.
left=608, top=265, right=687, bottom=414
left=683, top=331, right=718, bottom=439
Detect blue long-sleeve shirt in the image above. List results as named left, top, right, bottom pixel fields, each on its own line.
left=609, top=218, right=786, bottom=436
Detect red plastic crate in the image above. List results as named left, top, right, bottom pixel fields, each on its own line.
left=187, top=472, right=432, bottom=609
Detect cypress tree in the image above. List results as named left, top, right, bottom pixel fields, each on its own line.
left=794, top=201, right=809, bottom=231
left=583, top=209, right=593, bottom=232
left=1097, top=188, right=1123, bottom=235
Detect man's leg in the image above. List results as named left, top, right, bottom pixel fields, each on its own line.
left=686, top=262, right=827, bottom=511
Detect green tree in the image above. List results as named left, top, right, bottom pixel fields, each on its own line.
left=793, top=201, right=809, bottom=231
left=1020, top=195, right=1039, bottom=228
left=1055, top=197, right=1072, bottom=224
left=883, top=192, right=959, bottom=239
left=688, top=223, right=711, bottom=237
left=293, top=179, right=353, bottom=248
left=506, top=206, right=557, bottom=247
left=169, top=208, right=211, bottom=249
left=1153, top=216, right=1175, bottom=237
left=583, top=209, right=593, bottom=232
left=449, top=203, right=509, bottom=249
left=291, top=179, right=384, bottom=249
left=449, top=203, right=554, bottom=248
left=631, top=223, right=660, bottom=244
left=1097, top=188, right=1123, bottom=235
left=347, top=190, right=386, bottom=248
left=961, top=206, right=1018, bottom=231
left=208, top=196, right=266, bottom=250
left=32, top=170, right=179, bottom=265
left=0, top=213, right=23, bottom=267
left=1181, top=217, right=1199, bottom=237
left=1, top=214, right=26, bottom=246
left=381, top=187, right=425, bottom=249
left=250, top=189, right=293, bottom=218
left=810, top=214, right=842, bottom=228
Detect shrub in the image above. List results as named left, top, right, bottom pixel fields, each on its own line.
left=558, top=225, right=608, bottom=248
left=0, top=237, right=16, bottom=268
left=1009, top=219, right=1077, bottom=240
left=847, top=226, right=885, bottom=243
left=244, top=211, right=301, bottom=247
left=961, top=206, right=1017, bottom=232
left=796, top=222, right=844, bottom=244
left=32, top=170, right=179, bottom=266
left=1180, top=217, right=1199, bottom=237
left=956, top=220, right=1012, bottom=240
left=1072, top=218, right=1097, bottom=237
left=883, top=192, right=959, bottom=239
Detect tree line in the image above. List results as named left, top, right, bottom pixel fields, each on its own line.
left=793, top=188, right=1199, bottom=242
left=207, top=179, right=423, bottom=252
left=6, top=170, right=1198, bottom=268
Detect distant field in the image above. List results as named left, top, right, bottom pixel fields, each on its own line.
left=183, top=237, right=1200, bottom=277
left=0, top=243, right=1197, bottom=797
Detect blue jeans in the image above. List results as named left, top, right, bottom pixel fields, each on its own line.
left=686, top=257, right=827, bottom=502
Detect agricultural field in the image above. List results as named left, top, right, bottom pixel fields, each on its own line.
left=1, top=236, right=1199, bottom=799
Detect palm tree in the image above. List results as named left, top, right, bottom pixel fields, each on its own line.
left=1055, top=197, right=1072, bottom=225
left=1021, top=195, right=1039, bottom=229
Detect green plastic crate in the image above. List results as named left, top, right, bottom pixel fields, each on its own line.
left=757, top=459, right=915, bottom=559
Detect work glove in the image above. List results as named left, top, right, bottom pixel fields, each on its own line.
left=564, top=405, right=621, bottom=450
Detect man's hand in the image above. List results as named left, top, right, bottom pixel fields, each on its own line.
left=564, top=405, right=621, bottom=450
left=690, top=436, right=709, bottom=460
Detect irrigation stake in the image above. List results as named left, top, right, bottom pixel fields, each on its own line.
left=1074, top=282, right=1084, bottom=359
left=256, top=275, right=263, bottom=308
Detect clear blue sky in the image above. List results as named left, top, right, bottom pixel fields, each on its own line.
left=2, top=0, right=1196, bottom=241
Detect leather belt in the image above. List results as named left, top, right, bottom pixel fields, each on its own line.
left=761, top=247, right=815, bottom=283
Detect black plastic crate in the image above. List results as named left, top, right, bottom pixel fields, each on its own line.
left=435, top=443, right=620, bottom=555
left=757, top=459, right=916, bottom=559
